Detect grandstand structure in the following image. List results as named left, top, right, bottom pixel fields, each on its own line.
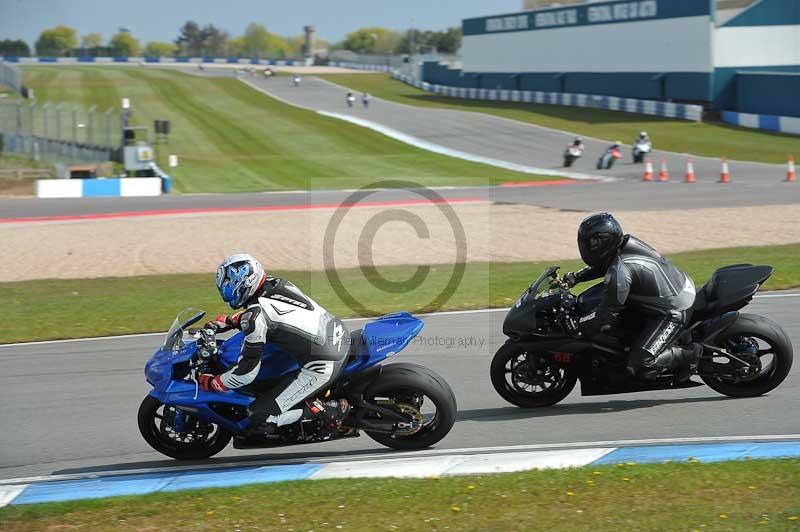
left=420, top=0, right=799, bottom=117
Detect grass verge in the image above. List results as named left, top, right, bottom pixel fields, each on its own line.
left=1, top=243, right=798, bottom=344
left=19, top=67, right=553, bottom=192
left=318, top=73, right=800, bottom=164
left=1, top=459, right=798, bottom=531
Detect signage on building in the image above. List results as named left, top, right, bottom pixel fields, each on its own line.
left=465, top=0, right=710, bottom=36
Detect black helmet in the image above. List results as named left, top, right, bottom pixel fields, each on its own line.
left=577, top=213, right=624, bottom=268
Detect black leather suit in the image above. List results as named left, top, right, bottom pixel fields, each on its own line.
left=574, top=235, right=697, bottom=378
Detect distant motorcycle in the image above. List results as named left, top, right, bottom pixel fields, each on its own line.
left=139, top=309, right=457, bottom=459
left=632, top=139, right=652, bottom=163
left=563, top=146, right=583, bottom=167
left=490, top=265, right=793, bottom=408
left=597, top=147, right=622, bottom=170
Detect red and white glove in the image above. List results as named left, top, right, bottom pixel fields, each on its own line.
left=204, top=312, right=242, bottom=332
left=198, top=374, right=229, bottom=393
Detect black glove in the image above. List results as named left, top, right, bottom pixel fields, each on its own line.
left=563, top=271, right=578, bottom=288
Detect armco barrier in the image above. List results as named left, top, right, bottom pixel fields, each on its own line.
left=35, top=177, right=164, bottom=198
left=391, top=72, right=704, bottom=122
left=722, top=111, right=800, bottom=136
left=329, top=61, right=393, bottom=72
left=1, top=56, right=305, bottom=66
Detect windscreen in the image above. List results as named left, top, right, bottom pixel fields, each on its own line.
left=161, top=308, right=205, bottom=352
left=529, top=266, right=560, bottom=296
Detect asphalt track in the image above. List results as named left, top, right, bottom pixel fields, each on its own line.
left=2, top=66, right=799, bottom=219
left=1, top=292, right=797, bottom=481
left=245, top=73, right=787, bottom=185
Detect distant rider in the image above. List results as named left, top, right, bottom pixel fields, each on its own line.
left=562, top=213, right=702, bottom=381
left=569, top=137, right=585, bottom=151
left=362, top=92, right=370, bottom=108
left=199, top=254, right=350, bottom=436
left=636, top=131, right=650, bottom=145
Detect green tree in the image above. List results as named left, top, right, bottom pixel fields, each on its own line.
left=286, top=35, right=305, bottom=56
left=200, top=24, right=228, bottom=56
left=397, top=27, right=461, bottom=54
left=110, top=31, right=141, bottom=56
left=339, top=27, right=400, bottom=54
left=144, top=41, right=177, bottom=57
left=226, top=36, right=246, bottom=57
left=242, top=23, right=271, bottom=58
left=34, top=25, right=78, bottom=56
left=80, top=32, right=103, bottom=49
left=175, top=20, right=204, bottom=56
left=240, top=23, right=296, bottom=58
left=0, top=39, right=31, bottom=56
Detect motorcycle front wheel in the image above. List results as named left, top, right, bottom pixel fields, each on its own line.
left=491, top=342, right=578, bottom=408
left=138, top=395, right=233, bottom=460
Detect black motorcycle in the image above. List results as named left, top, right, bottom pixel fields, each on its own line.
left=491, top=265, right=793, bottom=407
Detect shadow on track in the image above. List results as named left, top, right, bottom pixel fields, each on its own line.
left=457, top=395, right=744, bottom=422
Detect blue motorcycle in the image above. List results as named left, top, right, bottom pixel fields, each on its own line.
left=139, top=309, right=457, bottom=459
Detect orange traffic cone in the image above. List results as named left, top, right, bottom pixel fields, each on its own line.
left=642, top=159, right=653, bottom=181
left=787, top=155, right=797, bottom=182
left=658, top=159, right=669, bottom=182
left=685, top=158, right=696, bottom=183
left=719, top=158, right=730, bottom=183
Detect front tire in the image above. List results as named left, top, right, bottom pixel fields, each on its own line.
left=491, top=342, right=578, bottom=407
left=138, top=395, right=233, bottom=460
left=701, top=314, right=793, bottom=398
left=362, top=363, right=457, bottom=450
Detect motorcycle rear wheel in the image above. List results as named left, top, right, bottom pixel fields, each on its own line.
left=362, top=363, right=457, bottom=450
left=700, top=314, right=793, bottom=398
left=138, top=395, right=233, bottom=460
left=491, top=342, right=578, bottom=408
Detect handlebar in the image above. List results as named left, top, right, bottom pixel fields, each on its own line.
left=186, top=327, right=220, bottom=361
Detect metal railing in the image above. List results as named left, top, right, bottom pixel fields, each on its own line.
left=0, top=99, right=119, bottom=163
left=0, top=62, right=22, bottom=94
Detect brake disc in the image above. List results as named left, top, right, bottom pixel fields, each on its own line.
left=393, top=403, right=424, bottom=436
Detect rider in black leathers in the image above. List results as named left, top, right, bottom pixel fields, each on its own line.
left=563, top=213, right=702, bottom=380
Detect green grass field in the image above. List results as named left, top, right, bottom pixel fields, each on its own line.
left=1, top=459, right=798, bottom=531
left=2, top=243, right=797, bottom=344
left=318, top=73, right=800, bottom=164
left=18, top=67, right=551, bottom=192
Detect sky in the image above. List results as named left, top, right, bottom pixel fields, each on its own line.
left=0, top=0, right=520, bottom=48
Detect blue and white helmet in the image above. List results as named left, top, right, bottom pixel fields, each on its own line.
left=215, top=254, right=266, bottom=309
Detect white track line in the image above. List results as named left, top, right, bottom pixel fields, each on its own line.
left=2, top=433, right=797, bottom=486
left=311, top=75, right=787, bottom=170
left=317, top=110, right=606, bottom=182
left=239, top=77, right=606, bottom=182
left=0, top=292, right=796, bottom=349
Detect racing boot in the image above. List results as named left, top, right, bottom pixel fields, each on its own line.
left=307, top=398, right=351, bottom=426
left=240, top=409, right=303, bottom=438
left=655, top=343, right=702, bottom=383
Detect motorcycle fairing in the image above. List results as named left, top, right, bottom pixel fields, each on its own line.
left=143, top=312, right=424, bottom=431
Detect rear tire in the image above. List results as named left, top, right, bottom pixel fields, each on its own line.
left=138, top=395, right=233, bottom=460
left=491, top=342, right=578, bottom=407
left=362, top=363, right=457, bottom=451
left=701, top=313, right=793, bottom=398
